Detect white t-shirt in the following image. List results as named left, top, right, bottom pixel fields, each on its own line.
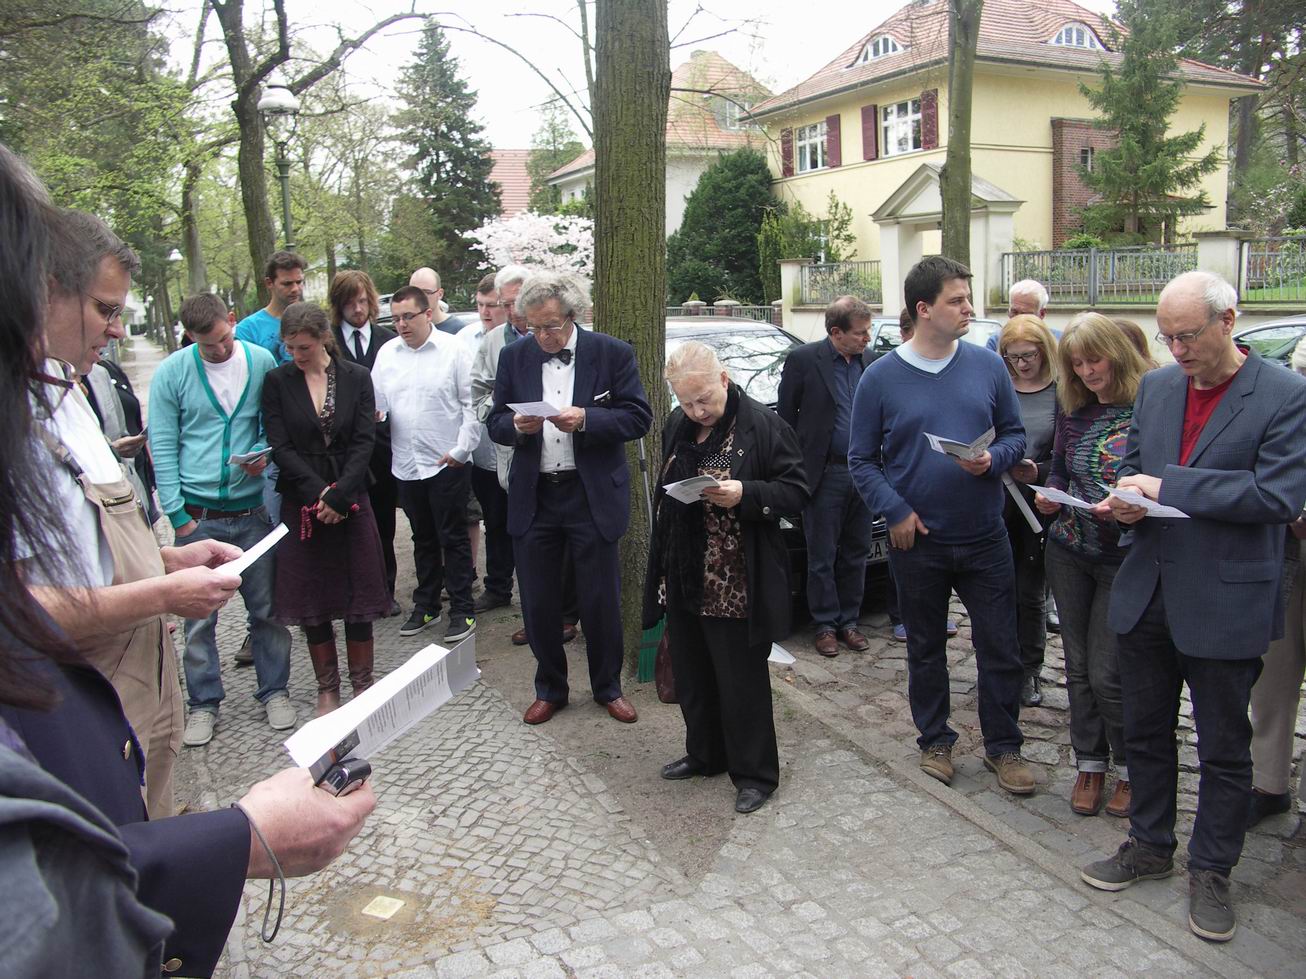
left=896, top=341, right=958, bottom=375
left=202, top=344, right=251, bottom=414
left=22, top=366, right=121, bottom=587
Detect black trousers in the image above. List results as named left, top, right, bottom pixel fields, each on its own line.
left=471, top=465, right=514, bottom=599
left=369, top=467, right=399, bottom=598
left=513, top=477, right=622, bottom=704
left=1118, top=585, right=1262, bottom=876
left=665, top=606, right=779, bottom=794
left=398, top=466, right=474, bottom=618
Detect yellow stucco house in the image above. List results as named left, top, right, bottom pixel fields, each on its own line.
left=751, top=0, right=1261, bottom=264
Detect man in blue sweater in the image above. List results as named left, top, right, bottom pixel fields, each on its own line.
left=849, top=256, right=1034, bottom=795
left=150, top=293, right=295, bottom=747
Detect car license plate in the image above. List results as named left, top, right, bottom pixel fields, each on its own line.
left=867, top=539, right=888, bottom=565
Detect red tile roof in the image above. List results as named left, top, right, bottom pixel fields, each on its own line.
left=752, top=0, right=1261, bottom=118
left=549, top=50, right=772, bottom=181
left=490, top=149, right=532, bottom=218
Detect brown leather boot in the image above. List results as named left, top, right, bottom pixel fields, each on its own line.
left=1105, top=779, right=1132, bottom=818
left=1070, top=771, right=1105, bottom=815
left=346, top=638, right=374, bottom=696
left=306, top=641, right=341, bottom=717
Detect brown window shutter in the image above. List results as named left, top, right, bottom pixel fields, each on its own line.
left=861, top=104, right=878, bottom=160
left=921, top=89, right=939, bottom=150
left=825, top=114, right=842, bottom=167
left=781, top=127, right=794, bottom=177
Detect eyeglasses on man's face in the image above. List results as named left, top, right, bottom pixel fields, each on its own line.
left=1155, top=318, right=1213, bottom=348
left=86, top=293, right=124, bottom=326
left=525, top=320, right=569, bottom=336
left=393, top=310, right=430, bottom=326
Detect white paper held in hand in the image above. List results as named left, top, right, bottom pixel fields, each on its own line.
left=219, top=522, right=288, bottom=577
left=663, top=474, right=720, bottom=504
left=923, top=426, right=995, bottom=462
left=284, top=637, right=481, bottom=781
left=508, top=400, right=562, bottom=417
left=1029, top=485, right=1097, bottom=510
left=228, top=447, right=272, bottom=466
left=1108, top=487, right=1190, bottom=519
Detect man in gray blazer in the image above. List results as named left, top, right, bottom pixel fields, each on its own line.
left=1079, top=271, right=1306, bottom=944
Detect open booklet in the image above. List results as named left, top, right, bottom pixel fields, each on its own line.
left=284, top=637, right=481, bottom=781
left=923, top=426, right=995, bottom=462
left=662, top=474, right=721, bottom=504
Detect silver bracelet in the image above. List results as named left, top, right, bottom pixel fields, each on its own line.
left=232, top=801, right=286, bottom=942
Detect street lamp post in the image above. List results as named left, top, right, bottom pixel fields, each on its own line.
left=257, top=71, right=301, bottom=251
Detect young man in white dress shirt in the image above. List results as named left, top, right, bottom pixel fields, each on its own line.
left=371, top=285, right=480, bottom=643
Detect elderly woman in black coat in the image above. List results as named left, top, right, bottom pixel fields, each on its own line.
left=643, top=341, right=808, bottom=814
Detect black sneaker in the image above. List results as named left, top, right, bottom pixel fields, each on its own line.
left=1081, top=838, right=1174, bottom=892
left=1020, top=674, right=1042, bottom=707
left=473, top=591, right=511, bottom=613
left=1188, top=869, right=1236, bottom=942
left=234, top=632, right=254, bottom=667
left=444, top=616, right=476, bottom=643
left=1247, top=789, right=1292, bottom=829
left=399, top=610, right=439, bottom=637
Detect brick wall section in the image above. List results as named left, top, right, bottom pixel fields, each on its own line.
left=1050, top=118, right=1118, bottom=246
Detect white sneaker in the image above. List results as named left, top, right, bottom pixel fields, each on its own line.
left=183, top=710, right=217, bottom=747
left=265, top=693, right=297, bottom=731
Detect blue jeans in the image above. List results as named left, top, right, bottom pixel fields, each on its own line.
left=1117, top=585, right=1262, bottom=876
left=803, top=463, right=872, bottom=632
left=262, top=461, right=282, bottom=517
left=888, top=532, right=1024, bottom=754
left=180, top=509, right=291, bottom=711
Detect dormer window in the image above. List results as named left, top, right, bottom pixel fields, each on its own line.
left=1050, top=23, right=1102, bottom=49
left=854, top=35, right=902, bottom=65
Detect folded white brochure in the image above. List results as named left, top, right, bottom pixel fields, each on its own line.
left=924, top=426, right=995, bottom=462
left=219, top=522, right=288, bottom=577
left=1030, top=485, right=1097, bottom=509
left=1108, top=487, right=1190, bottom=519
left=663, top=474, right=720, bottom=504
left=508, top=401, right=562, bottom=417
left=228, top=447, right=272, bottom=466
left=284, top=637, right=481, bottom=781
left=768, top=643, right=795, bottom=665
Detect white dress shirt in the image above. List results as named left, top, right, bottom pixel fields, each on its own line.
left=371, top=331, right=480, bottom=481
left=343, top=322, right=372, bottom=361
left=540, top=327, right=579, bottom=474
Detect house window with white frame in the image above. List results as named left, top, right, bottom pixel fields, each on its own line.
left=1079, top=147, right=1095, bottom=172
left=723, top=98, right=754, bottom=131
left=795, top=121, right=827, bottom=172
left=881, top=99, right=922, bottom=157
left=1051, top=23, right=1102, bottom=49
left=854, top=35, right=902, bottom=65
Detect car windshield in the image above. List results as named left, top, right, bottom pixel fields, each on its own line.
left=666, top=330, right=795, bottom=406
left=1236, top=325, right=1306, bottom=364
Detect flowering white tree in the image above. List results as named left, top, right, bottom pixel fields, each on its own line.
left=463, top=211, right=594, bottom=278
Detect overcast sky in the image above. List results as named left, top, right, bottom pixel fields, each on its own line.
left=165, top=0, right=1117, bottom=149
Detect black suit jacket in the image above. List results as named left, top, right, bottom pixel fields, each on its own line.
left=487, top=328, right=652, bottom=542
left=335, top=322, right=395, bottom=468
left=776, top=336, right=871, bottom=491
left=262, top=357, right=377, bottom=513
left=2, top=655, right=249, bottom=978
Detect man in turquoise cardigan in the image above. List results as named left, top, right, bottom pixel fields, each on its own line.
left=149, top=293, right=295, bottom=747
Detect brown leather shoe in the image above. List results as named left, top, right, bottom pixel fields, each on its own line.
left=837, top=628, right=869, bottom=652
left=604, top=696, right=638, bottom=723
left=512, top=625, right=579, bottom=646
left=523, top=699, right=565, bottom=724
left=815, top=631, right=839, bottom=657
left=1105, top=779, right=1131, bottom=818
left=1071, top=771, right=1105, bottom=815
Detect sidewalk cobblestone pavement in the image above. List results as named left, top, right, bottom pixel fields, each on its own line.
left=122, top=339, right=1304, bottom=977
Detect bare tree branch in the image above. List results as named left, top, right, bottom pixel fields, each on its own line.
left=187, top=3, right=211, bottom=89
left=290, top=8, right=425, bottom=95
left=506, top=11, right=584, bottom=45
left=0, top=7, right=159, bottom=38
left=576, top=0, right=595, bottom=108
left=236, top=0, right=291, bottom=100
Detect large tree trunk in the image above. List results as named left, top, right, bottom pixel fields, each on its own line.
left=180, top=159, right=209, bottom=294
left=940, top=0, right=982, bottom=267
left=234, top=94, right=277, bottom=307
left=593, top=0, right=670, bottom=676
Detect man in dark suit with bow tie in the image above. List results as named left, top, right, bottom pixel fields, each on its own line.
left=777, top=295, right=876, bottom=657
left=329, top=270, right=400, bottom=612
left=487, top=272, right=652, bottom=725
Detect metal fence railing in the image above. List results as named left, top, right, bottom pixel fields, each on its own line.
left=1241, top=235, right=1306, bottom=304
left=799, top=261, right=882, bottom=306
left=665, top=304, right=781, bottom=325
left=1001, top=244, right=1198, bottom=305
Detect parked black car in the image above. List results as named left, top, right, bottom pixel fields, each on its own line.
left=662, top=317, right=889, bottom=606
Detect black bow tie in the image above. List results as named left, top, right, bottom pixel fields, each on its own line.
left=548, top=348, right=573, bottom=365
